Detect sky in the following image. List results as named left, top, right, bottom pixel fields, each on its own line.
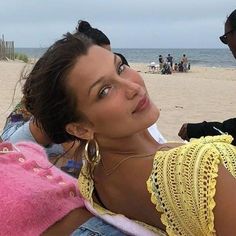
left=0, top=0, right=235, bottom=48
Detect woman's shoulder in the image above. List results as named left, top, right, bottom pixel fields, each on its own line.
left=157, top=142, right=183, bottom=151
left=156, top=135, right=234, bottom=154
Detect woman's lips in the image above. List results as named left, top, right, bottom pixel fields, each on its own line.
left=133, top=96, right=150, bottom=113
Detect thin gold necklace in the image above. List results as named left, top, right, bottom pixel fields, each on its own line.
left=100, top=152, right=155, bottom=176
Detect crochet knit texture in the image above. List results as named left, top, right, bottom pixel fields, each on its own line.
left=79, top=135, right=236, bottom=236
left=147, top=135, right=236, bottom=235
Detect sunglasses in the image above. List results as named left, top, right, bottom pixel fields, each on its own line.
left=219, top=29, right=235, bottom=44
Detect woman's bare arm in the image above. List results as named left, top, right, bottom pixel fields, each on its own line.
left=214, top=164, right=236, bottom=235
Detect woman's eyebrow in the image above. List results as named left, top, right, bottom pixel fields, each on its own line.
left=88, top=54, right=118, bottom=95
left=88, top=77, right=105, bottom=95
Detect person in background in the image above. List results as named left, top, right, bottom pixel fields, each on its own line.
left=178, top=9, right=236, bottom=145
left=1, top=90, right=64, bottom=159
left=77, top=20, right=129, bottom=67
left=161, top=59, right=172, bottom=75
left=188, top=62, right=191, bottom=70
left=24, top=32, right=236, bottom=235
left=173, top=62, right=178, bottom=71
left=219, top=9, right=236, bottom=58
left=181, top=54, right=188, bottom=72
left=166, top=53, right=173, bottom=68
left=158, top=55, right=164, bottom=71
left=178, top=61, right=183, bottom=72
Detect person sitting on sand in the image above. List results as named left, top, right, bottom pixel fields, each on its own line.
left=178, top=61, right=183, bottom=72
left=23, top=31, right=236, bottom=236
left=173, top=62, right=178, bottom=71
left=148, top=61, right=158, bottom=73
left=178, top=9, right=236, bottom=145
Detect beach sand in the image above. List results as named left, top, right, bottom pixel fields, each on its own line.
left=0, top=61, right=28, bottom=127
left=0, top=60, right=235, bottom=142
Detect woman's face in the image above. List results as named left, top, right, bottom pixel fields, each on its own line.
left=225, top=21, right=236, bottom=58
left=67, top=45, right=159, bottom=139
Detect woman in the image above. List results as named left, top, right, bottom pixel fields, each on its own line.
left=1, top=20, right=165, bottom=164
left=23, top=33, right=236, bottom=235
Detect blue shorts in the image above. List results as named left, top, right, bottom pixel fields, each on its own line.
left=72, top=217, right=126, bottom=236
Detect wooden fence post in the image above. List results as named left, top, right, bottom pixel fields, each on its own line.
left=0, top=34, right=15, bottom=60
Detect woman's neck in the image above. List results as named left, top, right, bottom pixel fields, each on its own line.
left=96, top=129, right=160, bottom=158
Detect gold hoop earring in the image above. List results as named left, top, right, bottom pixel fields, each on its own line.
left=83, top=139, right=101, bottom=177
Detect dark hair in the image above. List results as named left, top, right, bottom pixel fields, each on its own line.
left=76, top=20, right=110, bottom=46
left=226, top=9, right=236, bottom=29
left=23, top=33, right=93, bottom=144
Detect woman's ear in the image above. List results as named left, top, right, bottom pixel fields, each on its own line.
left=65, top=122, right=94, bottom=140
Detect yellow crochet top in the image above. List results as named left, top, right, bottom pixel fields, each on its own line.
left=78, top=135, right=236, bottom=236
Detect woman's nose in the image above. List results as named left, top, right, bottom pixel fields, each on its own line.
left=123, top=81, right=141, bottom=100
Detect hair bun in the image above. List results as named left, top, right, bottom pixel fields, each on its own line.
left=77, top=20, right=92, bottom=33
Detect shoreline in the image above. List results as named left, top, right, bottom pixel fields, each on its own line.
left=130, top=63, right=236, bottom=81
left=0, top=60, right=235, bottom=141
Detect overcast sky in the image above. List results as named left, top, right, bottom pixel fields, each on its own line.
left=0, top=0, right=235, bottom=48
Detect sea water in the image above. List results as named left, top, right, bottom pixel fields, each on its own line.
left=15, top=48, right=235, bottom=68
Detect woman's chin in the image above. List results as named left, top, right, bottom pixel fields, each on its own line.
left=150, top=105, right=160, bottom=121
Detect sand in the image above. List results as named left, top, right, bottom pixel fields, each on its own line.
left=0, top=61, right=28, bottom=127
left=0, top=60, right=235, bottom=142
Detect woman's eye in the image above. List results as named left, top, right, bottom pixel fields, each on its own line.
left=98, top=87, right=110, bottom=99
left=118, top=64, right=125, bottom=75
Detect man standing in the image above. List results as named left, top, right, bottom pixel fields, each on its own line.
left=181, top=54, right=188, bottom=72
left=167, top=53, right=173, bottom=68
left=158, top=55, right=164, bottom=71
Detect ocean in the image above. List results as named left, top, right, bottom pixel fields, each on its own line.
left=15, top=48, right=235, bottom=68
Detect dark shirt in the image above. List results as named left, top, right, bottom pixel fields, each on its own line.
left=187, top=118, right=236, bottom=145
left=167, top=56, right=173, bottom=63
left=159, top=57, right=163, bottom=63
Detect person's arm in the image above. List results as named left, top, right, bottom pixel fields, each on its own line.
left=219, top=118, right=236, bottom=145
left=178, top=118, right=236, bottom=144
left=29, top=119, right=52, bottom=146
left=214, top=164, right=236, bottom=235
left=6, top=119, right=65, bottom=159
left=6, top=119, right=52, bottom=146
left=42, top=208, right=93, bottom=236
left=187, top=121, right=223, bottom=137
